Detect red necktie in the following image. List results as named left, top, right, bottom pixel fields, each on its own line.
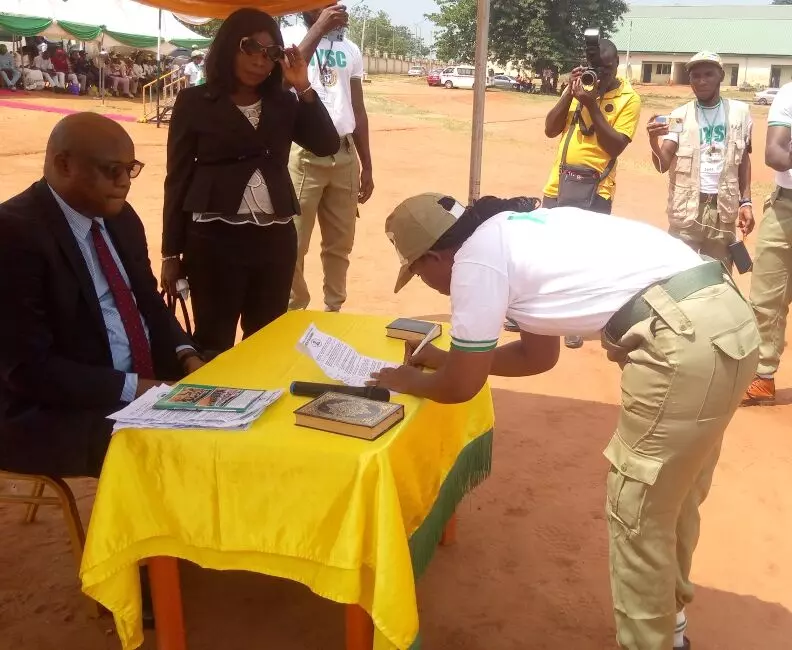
left=90, top=221, right=155, bottom=379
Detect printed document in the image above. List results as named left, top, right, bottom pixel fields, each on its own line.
left=297, top=323, right=399, bottom=387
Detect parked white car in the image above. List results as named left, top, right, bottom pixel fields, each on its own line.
left=440, top=65, right=479, bottom=89
left=754, top=88, right=780, bottom=105
left=407, top=66, right=426, bottom=77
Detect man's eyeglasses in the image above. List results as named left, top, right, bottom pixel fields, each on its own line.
left=239, top=37, right=284, bottom=62
left=79, top=155, right=145, bottom=181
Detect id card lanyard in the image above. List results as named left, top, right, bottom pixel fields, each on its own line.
left=318, top=40, right=336, bottom=87
left=698, top=100, right=723, bottom=161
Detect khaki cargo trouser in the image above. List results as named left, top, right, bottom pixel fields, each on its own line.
left=289, top=136, right=360, bottom=311
left=601, top=279, right=759, bottom=650
left=669, top=197, right=736, bottom=271
left=748, top=187, right=792, bottom=377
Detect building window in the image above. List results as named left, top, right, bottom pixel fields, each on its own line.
left=656, top=63, right=671, bottom=75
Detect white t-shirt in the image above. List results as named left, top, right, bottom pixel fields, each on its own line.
left=34, top=55, right=53, bottom=72
left=664, top=100, right=752, bottom=194
left=183, top=61, right=202, bottom=86
left=281, top=22, right=364, bottom=136
left=768, top=82, right=792, bottom=189
left=449, top=207, right=706, bottom=348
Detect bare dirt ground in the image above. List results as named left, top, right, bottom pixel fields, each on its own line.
left=0, top=79, right=789, bottom=650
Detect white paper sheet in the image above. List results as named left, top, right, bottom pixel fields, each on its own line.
left=297, top=323, right=399, bottom=387
left=108, top=385, right=283, bottom=433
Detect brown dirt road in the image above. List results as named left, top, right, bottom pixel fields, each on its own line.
left=0, top=79, right=789, bottom=650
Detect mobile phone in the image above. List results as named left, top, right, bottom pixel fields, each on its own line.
left=729, top=240, right=753, bottom=274
left=326, top=27, right=345, bottom=42
left=656, top=115, right=683, bottom=133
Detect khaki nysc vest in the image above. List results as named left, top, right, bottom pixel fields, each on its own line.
left=667, top=98, right=751, bottom=227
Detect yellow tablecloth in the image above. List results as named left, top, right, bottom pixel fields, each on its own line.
left=80, top=311, right=495, bottom=650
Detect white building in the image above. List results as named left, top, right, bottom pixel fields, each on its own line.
left=611, top=5, right=792, bottom=88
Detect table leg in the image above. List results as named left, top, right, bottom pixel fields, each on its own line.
left=345, top=604, right=374, bottom=650
left=148, top=556, right=187, bottom=650
left=440, top=512, right=457, bottom=546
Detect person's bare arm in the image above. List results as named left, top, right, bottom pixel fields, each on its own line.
left=294, top=5, right=349, bottom=64
left=370, top=332, right=560, bottom=404
left=545, top=82, right=576, bottom=138
left=739, top=149, right=752, bottom=199
left=586, top=104, right=631, bottom=158
left=765, top=125, right=792, bottom=172
left=646, top=115, right=679, bottom=173
left=572, top=77, right=631, bottom=159
left=489, top=332, right=560, bottom=377
left=737, top=149, right=755, bottom=236
left=350, top=78, right=373, bottom=203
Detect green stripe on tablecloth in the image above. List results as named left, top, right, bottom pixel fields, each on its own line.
left=406, top=428, right=493, bottom=650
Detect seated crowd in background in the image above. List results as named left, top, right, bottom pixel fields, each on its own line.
left=0, top=44, right=160, bottom=98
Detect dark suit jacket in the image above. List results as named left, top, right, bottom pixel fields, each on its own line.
left=162, top=84, right=340, bottom=256
left=0, top=180, right=192, bottom=476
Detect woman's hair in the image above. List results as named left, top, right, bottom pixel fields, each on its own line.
left=204, top=8, right=284, bottom=96
left=430, top=195, right=541, bottom=251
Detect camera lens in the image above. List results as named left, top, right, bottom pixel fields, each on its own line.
left=581, top=69, right=597, bottom=88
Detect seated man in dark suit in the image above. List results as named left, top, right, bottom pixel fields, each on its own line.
left=0, top=112, right=203, bottom=479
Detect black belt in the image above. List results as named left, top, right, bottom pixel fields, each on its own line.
left=699, top=192, right=718, bottom=202
left=605, top=261, right=725, bottom=341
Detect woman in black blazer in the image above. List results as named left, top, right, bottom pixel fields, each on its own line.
left=161, top=8, right=339, bottom=354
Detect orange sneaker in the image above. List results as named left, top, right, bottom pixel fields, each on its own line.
left=741, top=376, right=776, bottom=406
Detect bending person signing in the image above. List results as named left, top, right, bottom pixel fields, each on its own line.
left=370, top=194, right=759, bottom=650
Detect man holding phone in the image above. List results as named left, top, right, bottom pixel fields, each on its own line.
left=647, top=52, right=754, bottom=269
left=282, top=4, right=374, bottom=313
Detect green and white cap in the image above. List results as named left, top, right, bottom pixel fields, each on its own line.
left=385, top=193, right=466, bottom=292
left=686, top=51, right=723, bottom=70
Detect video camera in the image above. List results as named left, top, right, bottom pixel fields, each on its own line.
left=581, top=27, right=602, bottom=91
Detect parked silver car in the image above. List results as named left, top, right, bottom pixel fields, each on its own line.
left=492, top=74, right=519, bottom=90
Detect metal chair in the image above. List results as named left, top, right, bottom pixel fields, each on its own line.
left=0, top=471, right=86, bottom=570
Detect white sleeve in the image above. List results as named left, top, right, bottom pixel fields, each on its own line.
left=347, top=42, right=364, bottom=79
left=663, top=132, right=680, bottom=144
left=449, top=262, right=509, bottom=353
left=768, top=86, right=792, bottom=128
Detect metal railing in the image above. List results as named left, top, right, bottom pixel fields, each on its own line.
left=141, top=69, right=188, bottom=125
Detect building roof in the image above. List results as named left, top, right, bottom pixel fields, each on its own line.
left=610, top=5, right=792, bottom=58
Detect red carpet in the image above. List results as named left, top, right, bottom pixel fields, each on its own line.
left=0, top=94, right=137, bottom=123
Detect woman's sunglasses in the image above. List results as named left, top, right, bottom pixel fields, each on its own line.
left=239, top=37, right=284, bottom=62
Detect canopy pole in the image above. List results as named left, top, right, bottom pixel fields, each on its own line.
left=468, top=0, right=491, bottom=204
left=156, top=9, right=162, bottom=128
left=99, top=36, right=105, bottom=107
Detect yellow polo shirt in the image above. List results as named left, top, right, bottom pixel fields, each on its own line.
left=543, top=78, right=641, bottom=201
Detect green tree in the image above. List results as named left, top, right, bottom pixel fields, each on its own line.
left=347, top=6, right=429, bottom=58
left=771, top=0, right=792, bottom=4
left=428, top=0, right=628, bottom=71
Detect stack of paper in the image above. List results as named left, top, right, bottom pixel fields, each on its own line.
left=297, top=323, right=399, bottom=387
left=108, top=385, right=283, bottom=433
